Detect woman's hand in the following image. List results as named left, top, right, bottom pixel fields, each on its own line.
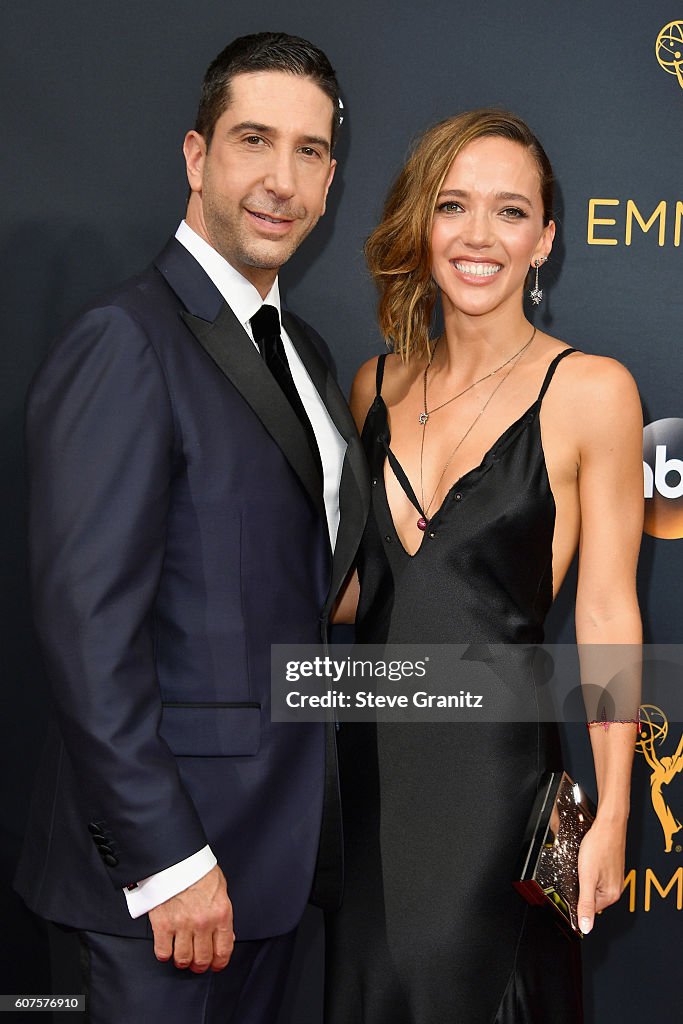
left=576, top=815, right=627, bottom=935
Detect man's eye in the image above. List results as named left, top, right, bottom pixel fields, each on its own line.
left=245, top=135, right=265, bottom=145
left=299, top=147, right=320, bottom=158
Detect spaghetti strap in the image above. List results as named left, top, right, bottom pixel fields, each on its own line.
left=372, top=352, right=423, bottom=517
left=537, top=348, right=577, bottom=403
left=375, top=353, right=388, bottom=397
left=384, top=443, right=423, bottom=520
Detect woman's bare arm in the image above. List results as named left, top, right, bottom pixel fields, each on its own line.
left=569, top=356, right=643, bottom=933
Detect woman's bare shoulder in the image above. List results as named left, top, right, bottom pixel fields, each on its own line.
left=552, top=346, right=639, bottom=399
left=543, top=342, right=642, bottom=435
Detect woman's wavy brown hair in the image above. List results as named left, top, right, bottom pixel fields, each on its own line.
left=365, top=109, right=554, bottom=361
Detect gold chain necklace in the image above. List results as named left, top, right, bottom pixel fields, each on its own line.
left=419, top=328, right=537, bottom=425
left=416, top=327, right=536, bottom=531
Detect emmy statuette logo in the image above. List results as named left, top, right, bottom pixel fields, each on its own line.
left=620, top=702, right=683, bottom=912
left=656, top=21, right=683, bottom=88
left=643, top=419, right=683, bottom=539
left=637, top=705, right=683, bottom=854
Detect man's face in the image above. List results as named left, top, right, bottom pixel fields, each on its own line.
left=184, top=71, right=336, bottom=295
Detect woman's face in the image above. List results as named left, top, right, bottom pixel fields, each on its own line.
left=430, top=135, right=555, bottom=320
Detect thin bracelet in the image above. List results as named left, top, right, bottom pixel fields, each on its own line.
left=586, top=709, right=642, bottom=733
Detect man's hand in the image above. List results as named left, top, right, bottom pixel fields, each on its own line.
left=148, top=864, right=234, bottom=972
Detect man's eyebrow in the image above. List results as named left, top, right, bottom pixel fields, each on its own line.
left=301, top=135, right=331, bottom=154
left=227, top=121, right=273, bottom=136
left=227, top=121, right=330, bottom=153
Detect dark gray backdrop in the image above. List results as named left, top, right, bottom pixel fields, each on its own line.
left=3, top=2, right=682, bottom=1020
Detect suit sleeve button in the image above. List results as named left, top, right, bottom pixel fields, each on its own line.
left=103, top=854, right=119, bottom=867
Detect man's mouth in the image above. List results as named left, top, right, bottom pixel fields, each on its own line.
left=452, top=261, right=502, bottom=277
left=247, top=210, right=294, bottom=225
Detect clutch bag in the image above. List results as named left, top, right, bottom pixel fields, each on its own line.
left=513, top=770, right=596, bottom=938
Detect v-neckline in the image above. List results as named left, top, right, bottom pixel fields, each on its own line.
left=378, top=396, right=540, bottom=559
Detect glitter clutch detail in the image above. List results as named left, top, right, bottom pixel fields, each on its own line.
left=513, top=771, right=596, bottom=939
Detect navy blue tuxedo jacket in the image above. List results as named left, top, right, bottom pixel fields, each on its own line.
left=14, top=238, right=369, bottom=940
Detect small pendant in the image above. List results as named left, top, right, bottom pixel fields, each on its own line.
left=419, top=412, right=429, bottom=425
left=417, top=516, right=428, bottom=531
left=529, top=287, right=543, bottom=306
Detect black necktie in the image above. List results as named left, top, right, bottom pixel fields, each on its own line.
left=250, top=304, right=323, bottom=479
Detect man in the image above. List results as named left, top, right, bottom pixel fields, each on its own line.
left=15, top=32, right=368, bottom=1023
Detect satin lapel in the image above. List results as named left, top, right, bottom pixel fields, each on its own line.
left=324, top=439, right=370, bottom=611
left=182, top=302, right=326, bottom=522
left=283, top=313, right=371, bottom=609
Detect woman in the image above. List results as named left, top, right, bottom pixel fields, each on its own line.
left=326, top=110, right=643, bottom=1023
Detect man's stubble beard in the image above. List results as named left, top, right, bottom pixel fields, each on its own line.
left=203, top=194, right=318, bottom=273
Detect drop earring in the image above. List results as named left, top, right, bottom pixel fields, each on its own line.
left=529, top=257, right=546, bottom=305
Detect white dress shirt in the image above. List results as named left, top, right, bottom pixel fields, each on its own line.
left=125, top=222, right=347, bottom=918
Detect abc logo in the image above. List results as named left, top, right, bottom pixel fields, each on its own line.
left=643, top=419, right=683, bottom=539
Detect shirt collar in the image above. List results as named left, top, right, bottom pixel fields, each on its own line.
left=175, top=220, right=281, bottom=328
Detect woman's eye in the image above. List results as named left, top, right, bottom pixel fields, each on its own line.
left=437, top=202, right=463, bottom=213
left=501, top=207, right=527, bottom=219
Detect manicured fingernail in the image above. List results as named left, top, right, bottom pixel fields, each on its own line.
left=580, top=917, right=592, bottom=934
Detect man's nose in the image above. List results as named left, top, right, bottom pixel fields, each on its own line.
left=262, top=149, right=296, bottom=199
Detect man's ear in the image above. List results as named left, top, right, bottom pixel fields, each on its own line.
left=320, top=158, right=337, bottom=217
left=183, top=131, right=207, bottom=193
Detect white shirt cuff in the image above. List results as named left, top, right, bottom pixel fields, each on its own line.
left=123, top=845, right=217, bottom=919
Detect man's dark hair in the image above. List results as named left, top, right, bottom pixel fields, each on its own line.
left=195, top=32, right=343, bottom=151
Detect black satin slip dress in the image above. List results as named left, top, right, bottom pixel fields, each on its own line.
left=325, top=348, right=584, bottom=1024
